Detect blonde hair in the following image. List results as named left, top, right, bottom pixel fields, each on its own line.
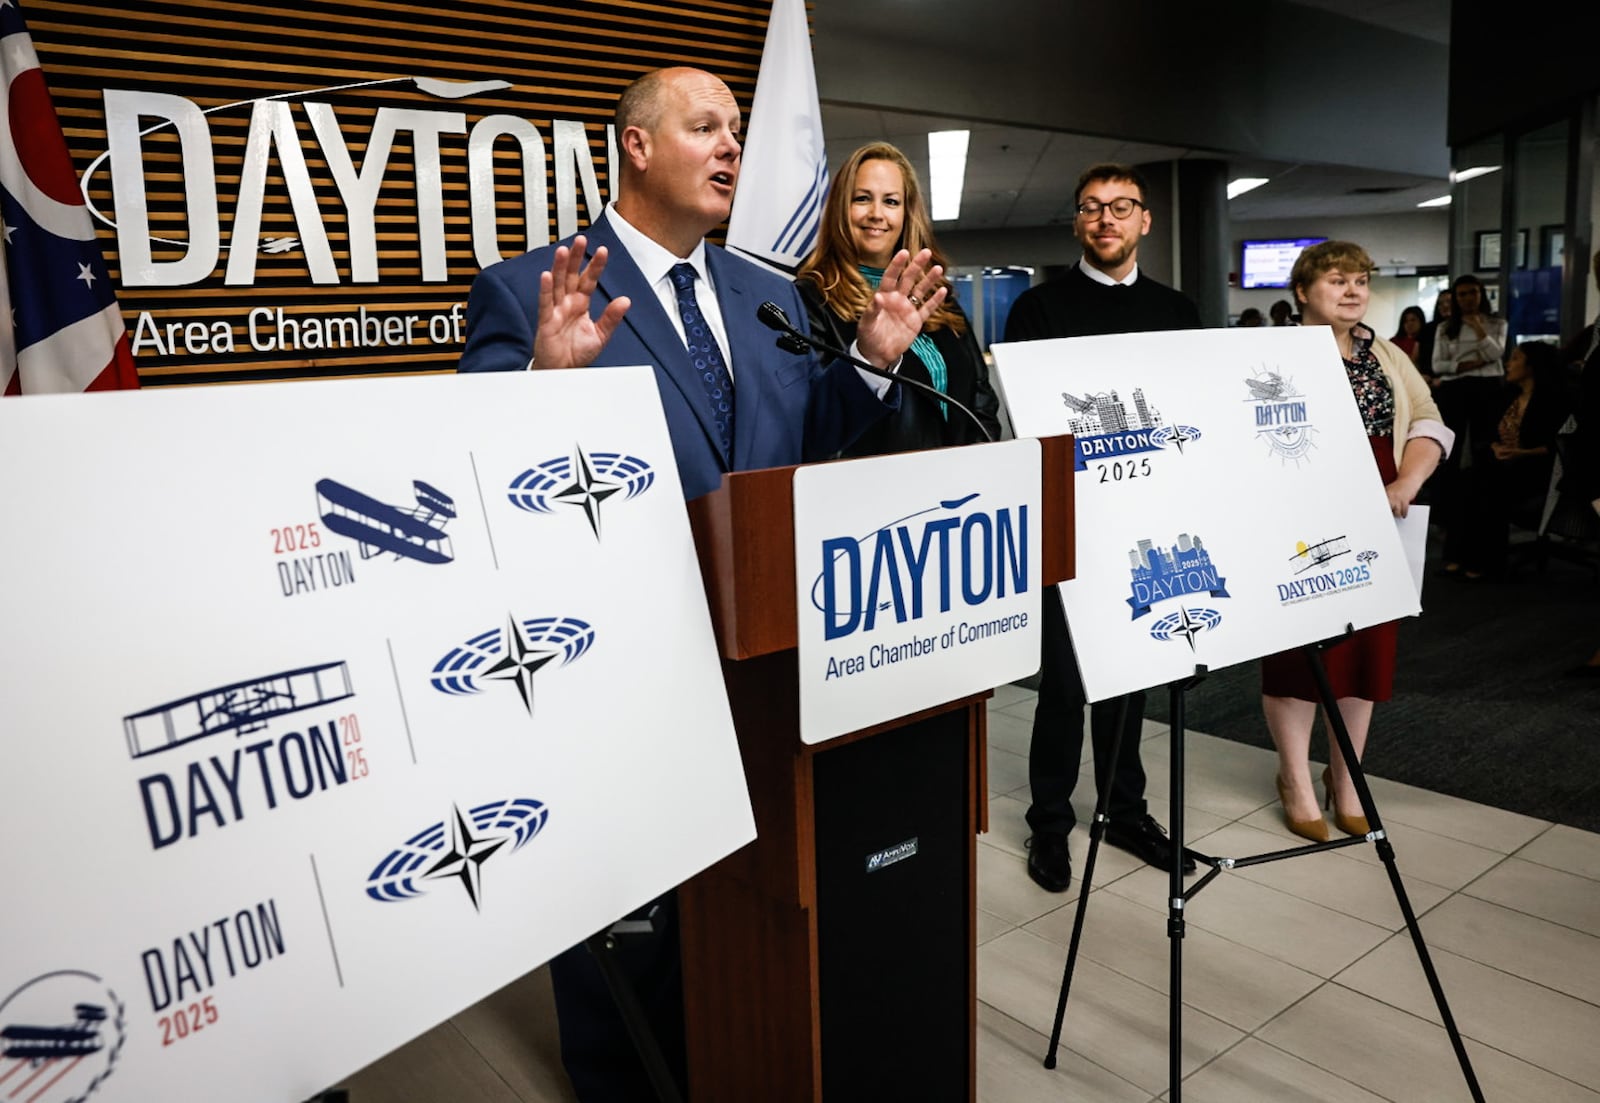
left=1290, top=240, right=1374, bottom=306
left=797, top=142, right=964, bottom=334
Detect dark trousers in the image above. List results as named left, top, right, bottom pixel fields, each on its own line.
left=1443, top=455, right=1554, bottom=573
left=1433, top=378, right=1509, bottom=525
left=1025, top=588, right=1147, bottom=837
left=547, top=892, right=688, bottom=1103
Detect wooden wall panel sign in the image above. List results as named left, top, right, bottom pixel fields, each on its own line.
left=29, top=0, right=768, bottom=386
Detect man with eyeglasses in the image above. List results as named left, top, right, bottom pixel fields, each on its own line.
left=1005, top=163, right=1202, bottom=893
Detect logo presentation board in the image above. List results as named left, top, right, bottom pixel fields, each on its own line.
left=992, top=326, right=1417, bottom=702
left=0, top=369, right=754, bottom=1103
left=794, top=440, right=1042, bottom=744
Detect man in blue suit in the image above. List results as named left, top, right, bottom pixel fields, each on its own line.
left=461, top=66, right=946, bottom=502
left=459, top=66, right=947, bottom=1100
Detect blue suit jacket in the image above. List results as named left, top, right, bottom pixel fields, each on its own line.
left=458, top=214, right=891, bottom=501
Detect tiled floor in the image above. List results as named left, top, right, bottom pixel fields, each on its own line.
left=340, top=682, right=1600, bottom=1101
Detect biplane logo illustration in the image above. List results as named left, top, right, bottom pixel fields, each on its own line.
left=122, top=663, right=361, bottom=851
left=0, top=971, right=125, bottom=1103
left=506, top=444, right=655, bottom=540
left=317, top=477, right=456, bottom=564
left=1060, top=386, right=1201, bottom=473
left=1274, top=537, right=1380, bottom=605
left=122, top=662, right=355, bottom=759
left=1244, top=368, right=1318, bottom=463
left=365, top=798, right=549, bottom=912
left=1125, top=532, right=1230, bottom=647
left=430, top=615, right=595, bottom=717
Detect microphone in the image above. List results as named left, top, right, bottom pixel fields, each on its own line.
left=755, top=301, right=995, bottom=444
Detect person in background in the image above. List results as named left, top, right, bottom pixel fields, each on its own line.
left=1432, top=274, right=1507, bottom=432
left=1004, top=162, right=1201, bottom=893
left=796, top=142, right=1001, bottom=455
left=1430, top=275, right=1505, bottom=563
left=1237, top=307, right=1265, bottom=327
left=1440, top=341, right=1571, bottom=579
left=1391, top=305, right=1427, bottom=367
left=1565, top=249, right=1600, bottom=677
left=1270, top=299, right=1295, bottom=326
left=1260, top=241, right=1452, bottom=841
left=1416, top=288, right=1452, bottom=378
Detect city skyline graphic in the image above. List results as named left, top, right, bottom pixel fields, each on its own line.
left=1060, top=387, right=1165, bottom=437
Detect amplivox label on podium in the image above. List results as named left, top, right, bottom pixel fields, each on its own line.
left=0, top=369, right=753, bottom=1103
left=793, top=441, right=1042, bottom=745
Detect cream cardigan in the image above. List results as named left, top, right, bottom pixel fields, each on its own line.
left=1368, top=330, right=1454, bottom=465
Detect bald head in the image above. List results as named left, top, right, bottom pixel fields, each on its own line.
left=612, top=67, right=742, bottom=256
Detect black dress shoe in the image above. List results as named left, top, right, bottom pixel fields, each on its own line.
left=1104, top=815, right=1197, bottom=874
left=1025, top=833, right=1073, bottom=892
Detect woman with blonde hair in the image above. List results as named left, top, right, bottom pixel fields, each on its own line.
left=1260, top=240, right=1453, bottom=841
left=797, top=142, right=1000, bottom=455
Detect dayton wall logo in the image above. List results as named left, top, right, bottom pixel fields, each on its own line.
left=365, top=798, right=549, bottom=911
left=1274, top=537, right=1379, bottom=605
left=0, top=970, right=126, bottom=1102
left=507, top=445, right=655, bottom=539
left=431, top=615, right=594, bottom=716
left=1062, top=387, right=1201, bottom=472
left=92, top=77, right=615, bottom=291
left=318, top=477, right=456, bottom=563
left=1245, top=369, right=1317, bottom=464
left=1127, top=533, right=1230, bottom=648
left=124, top=662, right=361, bottom=850
left=811, top=492, right=1029, bottom=641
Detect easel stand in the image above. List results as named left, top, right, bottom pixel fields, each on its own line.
left=584, top=916, right=686, bottom=1103
left=1043, top=631, right=1485, bottom=1102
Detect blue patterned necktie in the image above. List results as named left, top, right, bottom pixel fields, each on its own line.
left=669, top=263, right=735, bottom=463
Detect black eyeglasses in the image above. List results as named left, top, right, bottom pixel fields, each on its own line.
left=1076, top=197, right=1145, bottom=219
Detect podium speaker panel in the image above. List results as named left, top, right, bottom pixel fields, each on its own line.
left=814, top=711, right=971, bottom=1100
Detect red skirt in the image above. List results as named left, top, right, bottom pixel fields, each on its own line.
left=1260, top=436, right=1399, bottom=703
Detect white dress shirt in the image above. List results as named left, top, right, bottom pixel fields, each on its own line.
left=604, top=203, right=895, bottom=397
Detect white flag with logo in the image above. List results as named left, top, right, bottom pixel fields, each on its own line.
left=725, top=0, right=827, bottom=276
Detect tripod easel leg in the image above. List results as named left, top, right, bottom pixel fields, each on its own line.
left=1167, top=676, right=1187, bottom=1102
left=583, top=927, right=686, bottom=1103
left=1304, top=641, right=1485, bottom=1103
left=1042, top=695, right=1130, bottom=1069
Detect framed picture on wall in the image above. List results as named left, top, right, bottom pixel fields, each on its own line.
left=1475, top=230, right=1501, bottom=270
left=1515, top=228, right=1529, bottom=269
left=1541, top=224, right=1565, bottom=269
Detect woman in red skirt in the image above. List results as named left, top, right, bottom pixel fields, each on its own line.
left=1262, top=242, right=1454, bottom=841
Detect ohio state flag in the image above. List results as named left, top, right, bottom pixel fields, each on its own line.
left=0, top=0, right=138, bottom=394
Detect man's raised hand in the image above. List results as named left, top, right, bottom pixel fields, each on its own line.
left=532, top=236, right=631, bottom=369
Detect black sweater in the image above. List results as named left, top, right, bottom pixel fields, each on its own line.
left=1003, top=265, right=1201, bottom=341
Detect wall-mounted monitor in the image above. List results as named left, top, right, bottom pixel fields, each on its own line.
left=1240, top=238, right=1326, bottom=289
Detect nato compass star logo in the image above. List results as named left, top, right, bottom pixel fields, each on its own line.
left=0, top=970, right=127, bottom=1102
left=430, top=615, right=595, bottom=717
left=507, top=445, right=655, bottom=539
left=1149, top=607, right=1223, bottom=650
left=365, top=798, right=549, bottom=911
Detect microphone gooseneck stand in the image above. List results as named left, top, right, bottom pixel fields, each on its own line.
left=755, top=300, right=995, bottom=444
left=1043, top=627, right=1484, bottom=1103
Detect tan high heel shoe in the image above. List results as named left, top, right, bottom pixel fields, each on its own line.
left=1322, top=767, right=1370, bottom=837
left=1276, top=774, right=1329, bottom=842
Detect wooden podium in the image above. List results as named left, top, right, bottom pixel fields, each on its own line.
left=678, top=437, right=1073, bottom=1102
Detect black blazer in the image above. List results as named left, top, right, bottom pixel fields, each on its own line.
left=796, top=278, right=1001, bottom=457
